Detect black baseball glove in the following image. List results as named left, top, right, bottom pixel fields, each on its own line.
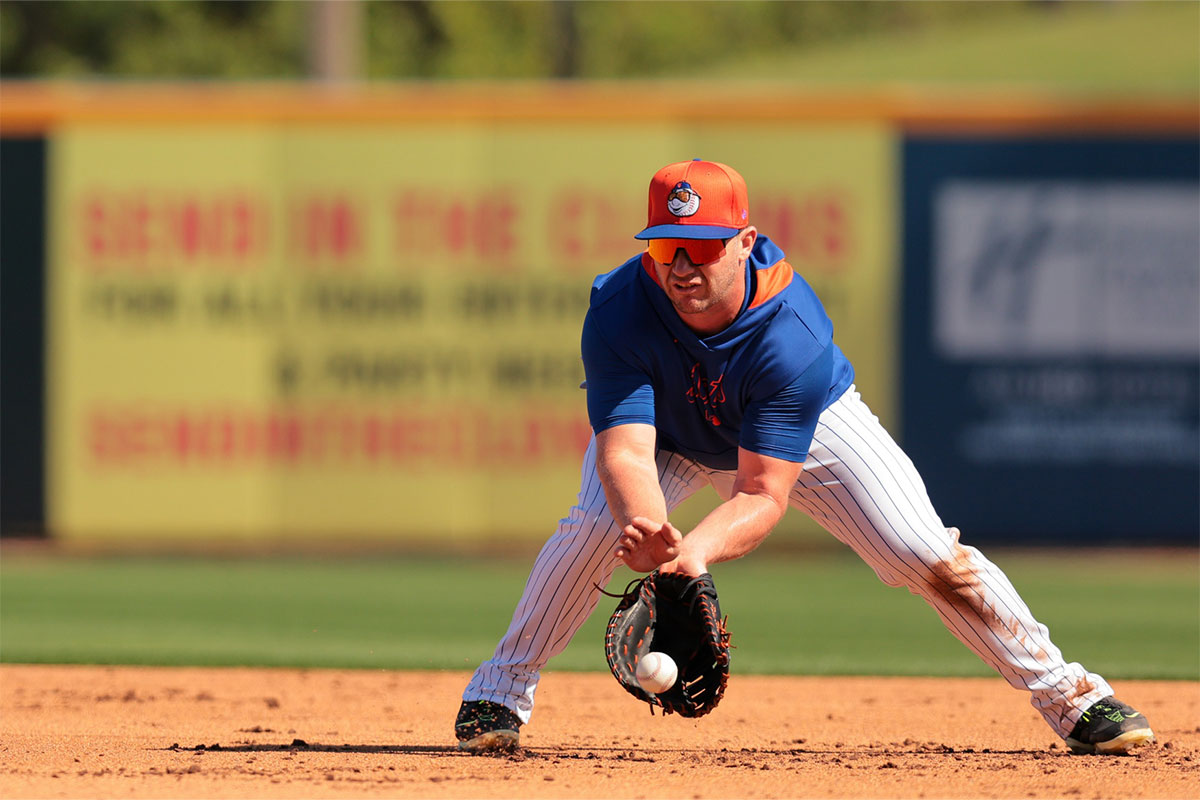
left=603, top=570, right=731, bottom=718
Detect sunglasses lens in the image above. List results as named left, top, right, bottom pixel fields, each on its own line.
left=646, top=240, right=679, bottom=263
left=647, top=238, right=726, bottom=264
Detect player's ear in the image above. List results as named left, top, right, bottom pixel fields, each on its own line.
left=734, top=226, right=757, bottom=258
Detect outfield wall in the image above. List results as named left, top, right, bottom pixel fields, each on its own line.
left=1, top=84, right=1196, bottom=545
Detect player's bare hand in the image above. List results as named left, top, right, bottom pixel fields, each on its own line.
left=614, top=517, right=683, bottom=573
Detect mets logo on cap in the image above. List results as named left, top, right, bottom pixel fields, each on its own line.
left=666, top=181, right=702, bottom=218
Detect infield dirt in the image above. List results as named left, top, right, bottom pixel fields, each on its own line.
left=1, top=665, right=1196, bottom=799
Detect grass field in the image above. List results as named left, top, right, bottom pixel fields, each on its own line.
left=2, top=547, right=1195, bottom=680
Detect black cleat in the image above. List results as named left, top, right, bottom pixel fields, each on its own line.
left=454, top=700, right=521, bottom=753
left=1065, top=697, right=1154, bottom=755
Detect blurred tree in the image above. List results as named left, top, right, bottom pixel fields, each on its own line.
left=0, top=0, right=1016, bottom=80
left=0, top=0, right=306, bottom=78
left=0, top=0, right=1194, bottom=91
left=365, top=1, right=448, bottom=80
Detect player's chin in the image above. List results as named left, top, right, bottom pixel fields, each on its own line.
left=670, top=297, right=711, bottom=316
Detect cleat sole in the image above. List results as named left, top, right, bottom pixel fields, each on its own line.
left=457, top=729, right=519, bottom=753
left=1066, top=727, right=1155, bottom=756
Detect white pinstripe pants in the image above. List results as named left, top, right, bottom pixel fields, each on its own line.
left=463, top=387, right=1112, bottom=738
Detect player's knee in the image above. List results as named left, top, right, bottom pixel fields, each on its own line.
left=904, top=546, right=985, bottom=609
left=877, top=551, right=956, bottom=592
left=878, top=528, right=974, bottom=591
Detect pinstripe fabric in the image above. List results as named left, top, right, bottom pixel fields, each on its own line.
left=463, top=439, right=711, bottom=722
left=785, top=387, right=1112, bottom=737
left=463, top=387, right=1111, bottom=737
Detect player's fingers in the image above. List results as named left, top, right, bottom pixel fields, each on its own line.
left=617, top=549, right=648, bottom=572
left=653, top=530, right=679, bottom=553
left=628, top=516, right=663, bottom=536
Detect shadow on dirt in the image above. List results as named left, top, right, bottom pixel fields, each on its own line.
left=157, top=741, right=1068, bottom=759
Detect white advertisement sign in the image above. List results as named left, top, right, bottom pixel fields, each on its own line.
left=935, top=182, right=1199, bottom=359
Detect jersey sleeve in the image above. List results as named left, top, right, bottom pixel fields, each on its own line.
left=580, top=310, right=656, bottom=434
left=739, top=344, right=835, bottom=463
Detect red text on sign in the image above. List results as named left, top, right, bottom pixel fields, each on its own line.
left=80, top=189, right=268, bottom=270
left=392, top=188, right=518, bottom=267
left=287, top=194, right=364, bottom=267
left=754, top=189, right=852, bottom=273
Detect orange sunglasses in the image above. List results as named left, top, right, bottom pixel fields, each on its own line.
left=646, top=237, right=729, bottom=265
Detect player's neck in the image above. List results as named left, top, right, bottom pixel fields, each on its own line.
left=677, top=286, right=745, bottom=337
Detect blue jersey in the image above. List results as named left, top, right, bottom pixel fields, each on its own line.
left=581, top=236, right=855, bottom=470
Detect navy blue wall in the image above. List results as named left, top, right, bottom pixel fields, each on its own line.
left=901, top=137, right=1199, bottom=544
left=1, top=137, right=47, bottom=536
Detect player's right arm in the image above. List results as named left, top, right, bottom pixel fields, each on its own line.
left=594, top=424, right=681, bottom=572
left=580, top=309, right=681, bottom=571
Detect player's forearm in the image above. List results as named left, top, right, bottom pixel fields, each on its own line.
left=596, top=449, right=668, bottom=529
left=683, top=490, right=787, bottom=566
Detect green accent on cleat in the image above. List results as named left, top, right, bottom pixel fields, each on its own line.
left=454, top=700, right=522, bottom=754
left=1065, top=697, right=1154, bottom=755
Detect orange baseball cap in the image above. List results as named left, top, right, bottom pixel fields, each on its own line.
left=634, top=159, right=750, bottom=240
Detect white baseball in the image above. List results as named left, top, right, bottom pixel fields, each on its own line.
left=635, top=651, right=678, bottom=694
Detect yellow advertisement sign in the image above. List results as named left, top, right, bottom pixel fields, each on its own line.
left=50, top=123, right=895, bottom=542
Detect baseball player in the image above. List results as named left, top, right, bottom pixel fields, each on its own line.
left=454, top=159, right=1154, bottom=756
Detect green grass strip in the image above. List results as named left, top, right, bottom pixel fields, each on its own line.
left=1, top=550, right=1195, bottom=679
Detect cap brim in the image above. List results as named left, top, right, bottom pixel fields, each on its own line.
left=634, top=224, right=742, bottom=240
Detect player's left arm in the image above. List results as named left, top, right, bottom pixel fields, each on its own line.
left=661, top=344, right=836, bottom=576
left=659, top=448, right=803, bottom=576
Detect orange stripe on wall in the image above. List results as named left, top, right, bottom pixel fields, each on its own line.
left=1, top=82, right=1197, bottom=134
